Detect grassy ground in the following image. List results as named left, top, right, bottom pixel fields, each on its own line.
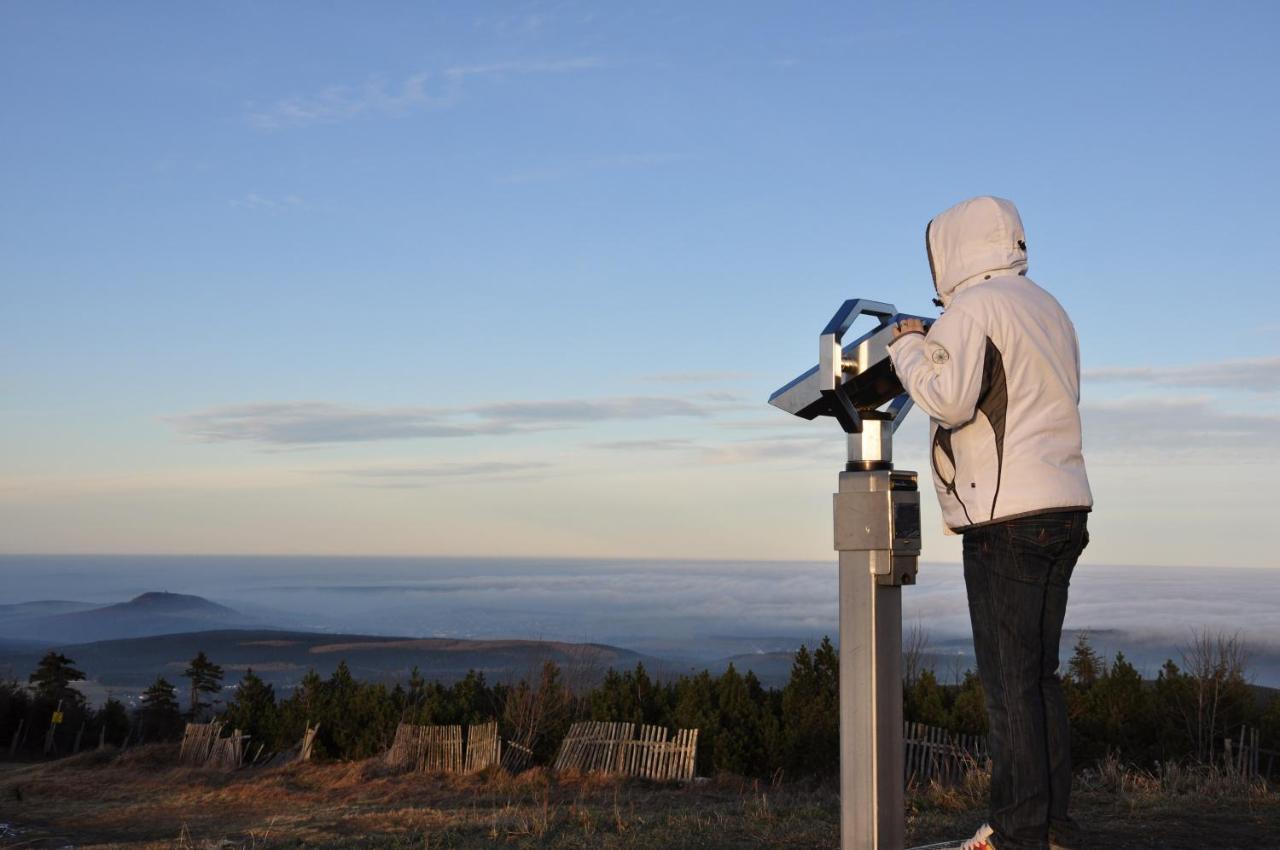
left=1, top=747, right=1279, bottom=849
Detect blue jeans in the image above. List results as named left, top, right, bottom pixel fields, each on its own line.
left=963, top=511, right=1089, bottom=850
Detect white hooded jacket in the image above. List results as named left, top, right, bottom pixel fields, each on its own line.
left=888, top=196, right=1092, bottom=532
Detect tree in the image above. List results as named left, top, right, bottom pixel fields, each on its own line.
left=671, top=670, right=718, bottom=775
left=1066, top=633, right=1104, bottom=688
left=779, top=639, right=839, bottom=775
left=1087, top=651, right=1154, bottom=761
left=1174, top=630, right=1252, bottom=762
left=139, top=677, right=183, bottom=740
left=28, top=652, right=86, bottom=706
left=94, top=698, right=131, bottom=747
left=222, top=668, right=278, bottom=747
left=502, top=661, right=574, bottom=763
left=182, top=651, right=224, bottom=719
left=949, top=670, right=989, bottom=736
left=904, top=668, right=949, bottom=728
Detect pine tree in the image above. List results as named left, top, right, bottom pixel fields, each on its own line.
left=671, top=670, right=718, bottom=775
left=94, top=697, right=131, bottom=747
left=949, top=670, right=989, bottom=735
left=222, top=668, right=278, bottom=747
left=1066, top=632, right=1104, bottom=688
left=904, top=668, right=949, bottom=727
left=28, top=652, right=87, bottom=706
left=182, top=651, right=224, bottom=719
left=780, top=639, right=839, bottom=775
left=139, top=676, right=182, bottom=740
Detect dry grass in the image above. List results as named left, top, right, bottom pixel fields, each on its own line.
left=1, top=748, right=1279, bottom=849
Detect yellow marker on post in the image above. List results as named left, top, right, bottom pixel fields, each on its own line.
left=51, top=710, right=64, bottom=725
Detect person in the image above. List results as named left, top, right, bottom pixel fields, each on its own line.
left=887, top=196, right=1093, bottom=850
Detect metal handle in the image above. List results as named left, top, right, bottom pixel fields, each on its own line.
left=819, top=300, right=898, bottom=434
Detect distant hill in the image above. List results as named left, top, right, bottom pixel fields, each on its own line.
left=0, top=629, right=661, bottom=698
left=0, top=599, right=100, bottom=618
left=0, top=591, right=258, bottom=645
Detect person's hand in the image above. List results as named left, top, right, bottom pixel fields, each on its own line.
left=892, top=318, right=926, bottom=340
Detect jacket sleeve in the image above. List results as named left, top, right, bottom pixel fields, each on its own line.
left=887, top=307, right=986, bottom=429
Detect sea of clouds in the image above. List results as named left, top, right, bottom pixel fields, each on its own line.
left=3, top=555, right=1279, bottom=684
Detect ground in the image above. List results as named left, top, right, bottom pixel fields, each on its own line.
left=1, top=747, right=1279, bottom=849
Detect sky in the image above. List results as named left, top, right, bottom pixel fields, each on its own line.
left=2, top=2, right=1278, bottom=568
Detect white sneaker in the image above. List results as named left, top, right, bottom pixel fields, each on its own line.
left=958, top=823, right=995, bottom=849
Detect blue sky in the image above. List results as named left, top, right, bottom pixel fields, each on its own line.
left=2, top=2, right=1278, bottom=566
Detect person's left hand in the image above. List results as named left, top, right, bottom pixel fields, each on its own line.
left=892, top=318, right=926, bottom=340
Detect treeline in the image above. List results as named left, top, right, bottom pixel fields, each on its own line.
left=3, top=633, right=1280, bottom=778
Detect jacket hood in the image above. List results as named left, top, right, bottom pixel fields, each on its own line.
left=927, top=196, right=1028, bottom=306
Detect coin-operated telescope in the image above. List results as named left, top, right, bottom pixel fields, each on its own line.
left=770, top=299, right=933, bottom=850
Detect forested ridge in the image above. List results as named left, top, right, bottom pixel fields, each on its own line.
left=4, top=632, right=1277, bottom=777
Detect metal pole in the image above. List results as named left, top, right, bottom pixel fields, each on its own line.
left=834, top=419, right=918, bottom=850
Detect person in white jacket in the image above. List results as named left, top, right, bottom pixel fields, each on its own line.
left=888, top=197, right=1092, bottom=850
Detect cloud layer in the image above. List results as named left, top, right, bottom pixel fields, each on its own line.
left=247, top=58, right=602, bottom=130
left=1082, top=396, right=1280, bottom=455
left=168, top=396, right=731, bottom=446
left=1086, top=356, right=1280, bottom=393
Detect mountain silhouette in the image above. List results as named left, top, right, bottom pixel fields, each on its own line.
left=0, top=591, right=256, bottom=645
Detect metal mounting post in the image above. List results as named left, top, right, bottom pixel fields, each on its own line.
left=834, top=419, right=920, bottom=849
left=769, top=298, right=929, bottom=850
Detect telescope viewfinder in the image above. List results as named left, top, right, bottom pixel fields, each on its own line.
left=768, top=298, right=934, bottom=434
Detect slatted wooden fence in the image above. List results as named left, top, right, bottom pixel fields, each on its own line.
left=500, top=739, right=535, bottom=773
left=903, top=722, right=986, bottom=785
left=298, top=722, right=319, bottom=762
left=388, top=722, right=503, bottom=773
left=553, top=722, right=698, bottom=781
left=553, top=721, right=634, bottom=773
left=385, top=723, right=461, bottom=772
left=620, top=724, right=698, bottom=781
left=178, top=722, right=250, bottom=769
left=464, top=721, right=501, bottom=773
left=1225, top=724, right=1269, bottom=778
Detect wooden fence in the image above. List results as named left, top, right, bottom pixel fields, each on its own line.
left=178, top=722, right=249, bottom=770
left=464, top=721, right=501, bottom=773
left=1223, top=724, right=1280, bottom=779
left=500, top=739, right=535, bottom=773
left=553, top=721, right=698, bottom=781
left=620, top=724, right=698, bottom=782
left=385, top=723, right=464, bottom=772
left=553, top=721, right=634, bottom=773
left=904, top=722, right=987, bottom=786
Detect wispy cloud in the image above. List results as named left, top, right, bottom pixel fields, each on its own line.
left=1082, top=396, right=1280, bottom=455
left=592, top=438, right=698, bottom=452
left=443, top=57, right=603, bottom=79
left=318, top=461, right=551, bottom=488
left=167, top=396, right=732, bottom=447
left=640, top=370, right=756, bottom=384
left=1086, top=357, right=1280, bottom=393
left=229, top=193, right=309, bottom=212
left=592, top=433, right=832, bottom=466
left=247, top=58, right=601, bottom=130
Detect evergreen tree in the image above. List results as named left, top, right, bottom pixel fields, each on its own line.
left=713, top=665, right=768, bottom=776
left=904, top=668, right=949, bottom=727
left=949, top=670, right=989, bottom=735
left=182, top=651, right=224, bottom=719
left=28, top=652, right=87, bottom=706
left=779, top=640, right=839, bottom=775
left=671, top=670, right=718, bottom=775
left=222, top=668, right=279, bottom=746
left=1087, top=651, right=1153, bottom=761
left=94, top=698, right=131, bottom=748
left=1066, top=633, right=1104, bottom=688
left=139, top=676, right=183, bottom=740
